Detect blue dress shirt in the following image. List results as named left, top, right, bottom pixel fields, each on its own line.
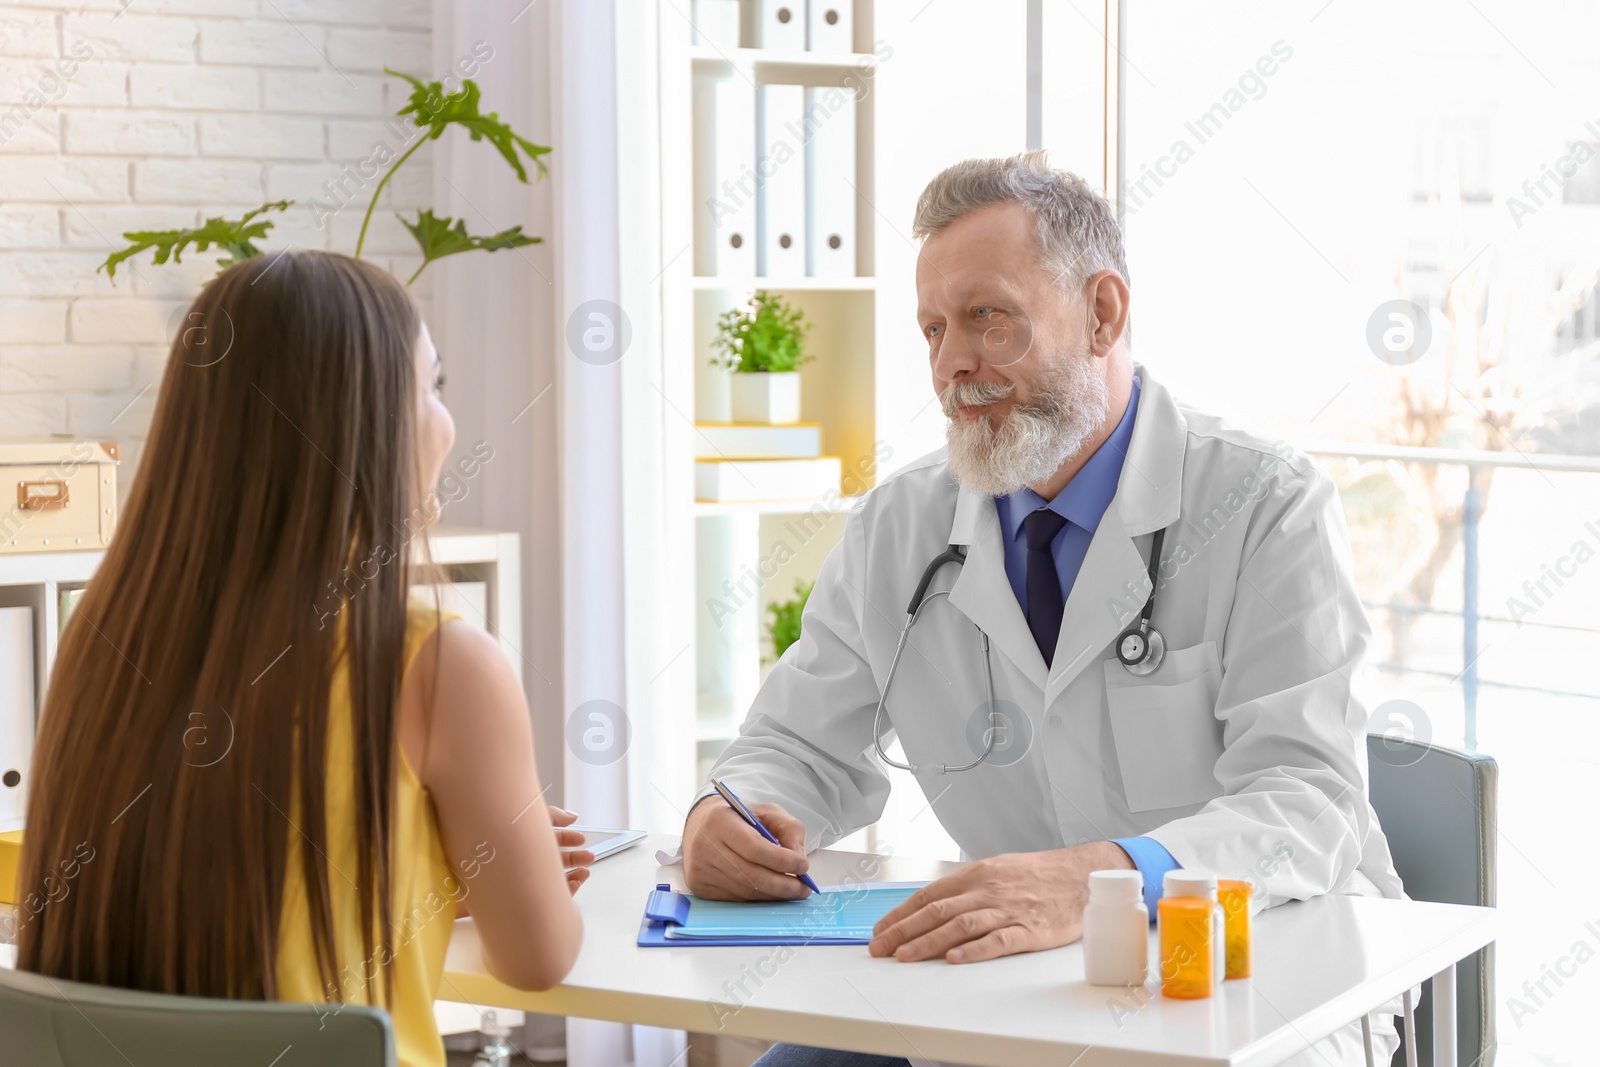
left=992, top=375, right=1178, bottom=914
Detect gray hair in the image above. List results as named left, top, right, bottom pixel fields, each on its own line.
left=911, top=150, right=1130, bottom=292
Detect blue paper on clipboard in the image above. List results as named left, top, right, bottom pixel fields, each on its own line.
left=637, top=882, right=925, bottom=947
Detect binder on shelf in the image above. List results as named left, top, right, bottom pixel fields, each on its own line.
left=694, top=422, right=823, bottom=460
left=0, top=606, right=35, bottom=831
left=693, top=75, right=757, bottom=278
left=804, top=86, right=857, bottom=278
left=695, top=457, right=842, bottom=503
left=758, top=84, right=807, bottom=277
left=753, top=0, right=805, bottom=50
left=691, top=0, right=741, bottom=52
left=807, top=0, right=853, bottom=52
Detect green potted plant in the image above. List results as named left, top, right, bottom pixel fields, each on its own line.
left=98, top=69, right=546, bottom=286
left=711, top=290, right=812, bottom=424
left=766, top=579, right=813, bottom=662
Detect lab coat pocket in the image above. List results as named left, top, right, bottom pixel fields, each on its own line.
left=1103, top=642, right=1225, bottom=813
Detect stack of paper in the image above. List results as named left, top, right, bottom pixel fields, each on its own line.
left=693, top=421, right=822, bottom=460
left=695, top=456, right=841, bottom=503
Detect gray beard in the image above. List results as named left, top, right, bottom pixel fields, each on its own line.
left=942, top=349, right=1111, bottom=497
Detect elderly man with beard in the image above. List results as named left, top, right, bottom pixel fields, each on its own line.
left=681, top=151, right=1405, bottom=1067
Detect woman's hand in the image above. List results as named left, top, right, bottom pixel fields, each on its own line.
left=550, top=806, right=595, bottom=893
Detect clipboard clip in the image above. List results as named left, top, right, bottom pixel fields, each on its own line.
left=645, top=883, right=690, bottom=927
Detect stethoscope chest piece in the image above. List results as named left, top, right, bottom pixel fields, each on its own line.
left=1116, top=622, right=1165, bottom=676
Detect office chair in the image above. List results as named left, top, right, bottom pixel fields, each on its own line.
left=0, top=964, right=395, bottom=1066
left=1366, top=733, right=1498, bottom=1067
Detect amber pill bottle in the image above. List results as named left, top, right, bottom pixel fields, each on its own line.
left=1157, top=896, right=1215, bottom=999
left=1218, top=879, right=1253, bottom=979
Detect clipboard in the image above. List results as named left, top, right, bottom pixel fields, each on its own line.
left=637, top=882, right=925, bottom=947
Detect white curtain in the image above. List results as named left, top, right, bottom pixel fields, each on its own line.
left=432, top=2, right=684, bottom=1065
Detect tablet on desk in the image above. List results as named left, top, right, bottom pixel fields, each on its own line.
left=569, top=826, right=646, bottom=861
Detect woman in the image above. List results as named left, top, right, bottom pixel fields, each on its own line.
left=15, top=251, right=586, bottom=1067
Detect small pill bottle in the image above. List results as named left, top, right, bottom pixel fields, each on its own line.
left=1156, top=896, right=1214, bottom=999
left=1082, top=869, right=1148, bottom=986
left=1163, top=870, right=1225, bottom=986
left=1217, top=879, right=1253, bottom=979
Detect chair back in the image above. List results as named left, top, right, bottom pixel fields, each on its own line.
left=0, top=964, right=395, bottom=1066
left=1367, top=733, right=1497, bottom=1066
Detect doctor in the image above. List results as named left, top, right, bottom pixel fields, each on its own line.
left=683, top=152, right=1404, bottom=1067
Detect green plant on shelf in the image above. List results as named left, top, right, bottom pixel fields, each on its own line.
left=99, top=68, right=549, bottom=287
left=766, top=579, right=814, bottom=662
left=711, top=290, right=814, bottom=373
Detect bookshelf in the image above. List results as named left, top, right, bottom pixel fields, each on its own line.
left=675, top=3, right=885, bottom=782
left=619, top=0, right=1079, bottom=858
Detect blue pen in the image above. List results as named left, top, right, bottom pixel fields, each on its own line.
left=711, top=778, right=822, bottom=895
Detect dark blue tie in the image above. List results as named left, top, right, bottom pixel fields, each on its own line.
left=1022, top=508, right=1069, bottom=666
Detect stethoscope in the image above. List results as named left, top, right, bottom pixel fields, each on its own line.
left=871, top=525, right=1169, bottom=774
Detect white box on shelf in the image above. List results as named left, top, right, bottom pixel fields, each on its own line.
left=0, top=606, right=35, bottom=830
left=694, top=422, right=823, bottom=459
left=753, top=0, right=805, bottom=50
left=804, top=86, right=857, bottom=278
left=691, top=0, right=741, bottom=52
left=695, top=457, right=842, bottom=502
left=729, top=370, right=802, bottom=423
left=693, top=76, right=757, bottom=277
left=757, top=84, right=807, bottom=276
left=807, top=0, right=853, bottom=51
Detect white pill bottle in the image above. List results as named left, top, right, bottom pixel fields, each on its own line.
left=1082, top=869, right=1149, bottom=986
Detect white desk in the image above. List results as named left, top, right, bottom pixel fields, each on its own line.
left=441, top=836, right=1496, bottom=1067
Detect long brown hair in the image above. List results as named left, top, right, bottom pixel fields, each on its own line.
left=17, top=251, right=423, bottom=1005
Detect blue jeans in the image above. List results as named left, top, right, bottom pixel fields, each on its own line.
left=750, top=1044, right=910, bottom=1067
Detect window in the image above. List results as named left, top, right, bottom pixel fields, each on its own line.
left=1123, top=3, right=1600, bottom=1062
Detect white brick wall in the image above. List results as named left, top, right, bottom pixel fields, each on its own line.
left=0, top=0, right=437, bottom=492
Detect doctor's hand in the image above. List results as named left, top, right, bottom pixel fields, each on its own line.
left=682, top=797, right=813, bottom=901
left=869, top=842, right=1134, bottom=964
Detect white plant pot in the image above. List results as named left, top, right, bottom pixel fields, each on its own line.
left=729, top=371, right=802, bottom=424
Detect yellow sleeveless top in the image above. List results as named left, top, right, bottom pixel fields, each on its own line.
left=275, top=602, right=461, bottom=1067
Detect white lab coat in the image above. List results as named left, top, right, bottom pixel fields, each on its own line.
left=703, top=364, right=1404, bottom=907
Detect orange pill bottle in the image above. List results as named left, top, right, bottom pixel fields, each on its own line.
left=1217, top=879, right=1253, bottom=979
left=1157, top=896, right=1215, bottom=999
